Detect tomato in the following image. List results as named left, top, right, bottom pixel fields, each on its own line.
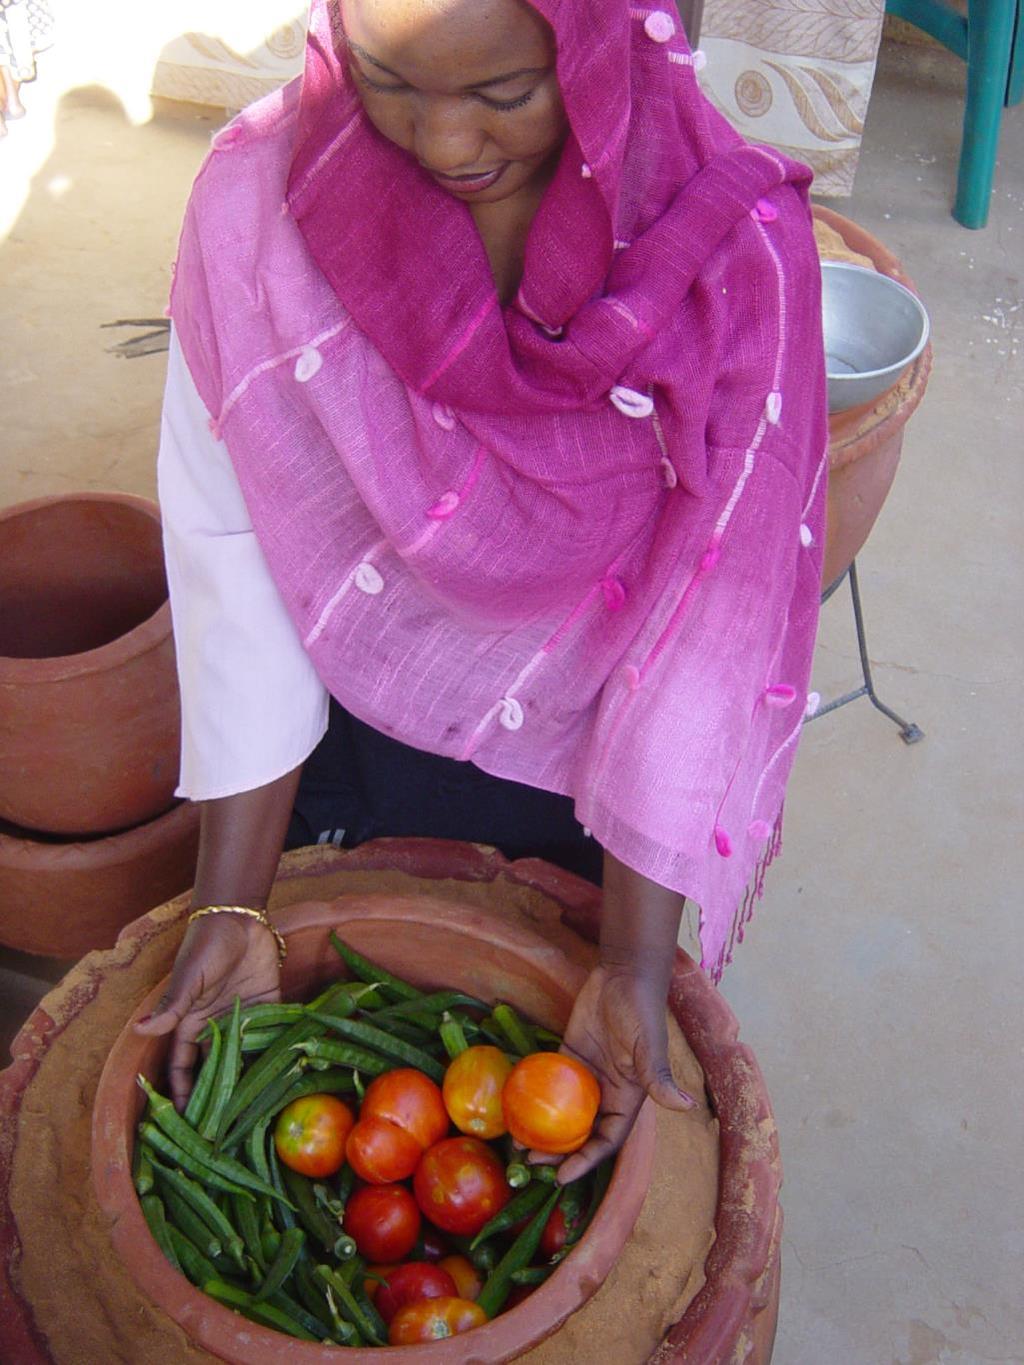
left=502, top=1052, right=601, bottom=1155
left=363, top=1264, right=399, bottom=1303
left=343, top=1184, right=421, bottom=1263
left=374, top=1261, right=458, bottom=1325
left=442, top=1045, right=512, bottom=1139
left=346, top=1115, right=422, bottom=1183
left=539, top=1204, right=571, bottom=1259
left=273, top=1094, right=355, bottom=1177
left=413, top=1136, right=510, bottom=1235
left=361, top=1068, right=449, bottom=1151
left=388, top=1297, right=488, bottom=1344
left=437, top=1254, right=482, bottom=1302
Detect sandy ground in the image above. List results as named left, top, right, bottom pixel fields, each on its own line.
left=2, top=27, right=1022, bottom=1365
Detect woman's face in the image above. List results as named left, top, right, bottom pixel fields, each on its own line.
left=339, top=0, right=567, bottom=206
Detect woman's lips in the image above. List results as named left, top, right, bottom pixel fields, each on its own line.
left=428, top=163, right=509, bottom=194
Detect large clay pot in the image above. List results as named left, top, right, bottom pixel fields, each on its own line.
left=816, top=207, right=932, bottom=587
left=0, top=493, right=181, bottom=835
left=1, top=840, right=780, bottom=1363
left=92, top=892, right=658, bottom=1364
left=0, top=799, right=200, bottom=957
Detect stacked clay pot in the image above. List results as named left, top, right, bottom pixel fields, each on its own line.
left=0, top=493, right=199, bottom=956
left=815, top=208, right=933, bottom=587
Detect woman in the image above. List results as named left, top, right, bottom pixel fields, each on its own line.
left=137, top=0, right=827, bottom=1182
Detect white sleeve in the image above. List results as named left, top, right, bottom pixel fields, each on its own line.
left=158, top=327, right=329, bottom=800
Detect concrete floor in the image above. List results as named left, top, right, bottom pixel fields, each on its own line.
left=2, top=33, right=1022, bottom=1365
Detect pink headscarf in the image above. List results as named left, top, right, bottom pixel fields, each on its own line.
left=170, top=0, right=829, bottom=976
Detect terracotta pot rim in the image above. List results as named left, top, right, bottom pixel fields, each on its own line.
left=0, top=492, right=171, bottom=683
left=0, top=798, right=196, bottom=870
left=92, top=892, right=658, bottom=1364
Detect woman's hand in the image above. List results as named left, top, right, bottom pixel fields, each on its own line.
left=134, top=914, right=280, bottom=1111
left=536, top=961, right=695, bottom=1183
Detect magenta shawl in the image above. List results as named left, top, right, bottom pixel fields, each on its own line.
left=169, top=0, right=829, bottom=977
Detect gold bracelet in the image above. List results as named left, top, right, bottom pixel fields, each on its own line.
left=188, top=904, right=287, bottom=964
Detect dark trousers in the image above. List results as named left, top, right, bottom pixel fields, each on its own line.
left=286, top=700, right=603, bottom=885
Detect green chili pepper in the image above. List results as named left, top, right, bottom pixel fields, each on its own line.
left=305, top=1011, right=445, bottom=1082
left=470, top=1180, right=550, bottom=1250
left=476, top=1188, right=559, bottom=1318
left=184, top=1018, right=222, bottom=1128
left=491, top=1003, right=537, bottom=1057
left=141, top=1193, right=181, bottom=1272
left=252, top=1224, right=305, bottom=1303
left=203, top=1280, right=318, bottom=1340
left=510, top=1264, right=552, bottom=1286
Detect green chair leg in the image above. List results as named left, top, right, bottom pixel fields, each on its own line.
left=954, top=0, right=1017, bottom=227
left=1006, top=0, right=1023, bottom=106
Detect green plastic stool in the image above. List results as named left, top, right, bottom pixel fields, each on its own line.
left=886, top=0, right=1023, bottom=227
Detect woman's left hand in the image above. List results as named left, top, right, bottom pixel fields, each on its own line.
left=534, top=960, right=696, bottom=1183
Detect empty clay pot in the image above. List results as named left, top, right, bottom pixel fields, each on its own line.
left=816, top=207, right=932, bottom=587
left=0, top=493, right=181, bottom=835
left=0, top=799, right=200, bottom=957
left=92, top=891, right=658, bottom=1364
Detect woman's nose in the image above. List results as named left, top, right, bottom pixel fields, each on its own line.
left=413, top=97, right=486, bottom=174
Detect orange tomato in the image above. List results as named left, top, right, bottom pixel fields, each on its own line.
left=273, top=1093, right=355, bottom=1177
left=442, top=1045, right=512, bottom=1139
left=501, top=1052, right=601, bottom=1154
left=388, top=1296, right=487, bottom=1344
left=347, top=1115, right=422, bottom=1183
left=361, top=1068, right=449, bottom=1151
left=437, top=1253, right=482, bottom=1302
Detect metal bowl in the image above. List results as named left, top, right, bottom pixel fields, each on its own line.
left=821, top=261, right=930, bottom=414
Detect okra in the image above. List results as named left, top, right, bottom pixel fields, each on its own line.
left=217, top=1018, right=327, bottom=1133
left=335, top=1163, right=356, bottom=1215
left=141, top=1193, right=182, bottom=1272
left=267, top=1288, right=334, bottom=1342
left=280, top=1164, right=345, bottom=1255
left=329, top=932, right=421, bottom=1001
left=568, top=1157, right=613, bottom=1248
left=245, top=1115, right=273, bottom=1185
left=439, top=1011, right=469, bottom=1059
left=293, top=1255, right=350, bottom=1341
left=370, top=990, right=486, bottom=1024
left=184, top=1018, right=222, bottom=1128
left=213, top=1002, right=307, bottom=1032
left=470, top=1179, right=550, bottom=1249
left=231, top=1190, right=267, bottom=1274
left=132, top=1142, right=154, bottom=1196
left=220, top=1061, right=305, bottom=1151
left=202, top=996, right=242, bottom=1143
left=253, top=1224, right=305, bottom=1303
left=139, top=1121, right=252, bottom=1199
left=138, top=1077, right=291, bottom=1206
left=317, top=1264, right=386, bottom=1346
left=158, top=1182, right=224, bottom=1262
left=227, top=1068, right=355, bottom=1153
left=476, top=1188, right=559, bottom=1318
left=239, top=1027, right=287, bottom=1054
left=305, top=1011, right=446, bottom=1082
left=322, top=1283, right=363, bottom=1346
left=203, top=1280, right=318, bottom=1341
left=491, top=1003, right=536, bottom=1057
left=293, top=1036, right=393, bottom=1075
left=166, top=1224, right=218, bottom=1288
left=148, top=1155, right=244, bottom=1268
left=267, top=1136, right=299, bottom=1234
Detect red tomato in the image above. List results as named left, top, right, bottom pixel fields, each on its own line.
left=539, top=1204, right=570, bottom=1259
left=388, top=1297, right=488, bottom=1344
left=363, top=1264, right=399, bottom=1304
left=346, top=1115, right=422, bottom=1183
left=437, top=1254, right=482, bottom=1302
left=374, top=1262, right=458, bottom=1325
left=344, top=1184, right=421, bottom=1263
left=442, top=1045, right=512, bottom=1139
left=273, top=1094, right=355, bottom=1178
left=413, top=1136, right=510, bottom=1236
left=502, top=1053, right=601, bottom=1155
left=361, top=1068, right=449, bottom=1151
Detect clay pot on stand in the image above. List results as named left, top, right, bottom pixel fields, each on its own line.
left=0, top=492, right=181, bottom=835
left=0, top=838, right=782, bottom=1364
left=815, top=207, right=933, bottom=587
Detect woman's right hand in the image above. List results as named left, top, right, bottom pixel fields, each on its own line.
left=134, top=913, right=281, bottom=1111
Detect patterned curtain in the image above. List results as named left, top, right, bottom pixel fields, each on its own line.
left=698, top=0, right=887, bottom=195
left=151, top=20, right=306, bottom=111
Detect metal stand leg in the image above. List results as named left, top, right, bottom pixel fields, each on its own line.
left=808, top=561, right=925, bottom=743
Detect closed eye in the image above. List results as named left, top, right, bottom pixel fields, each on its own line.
left=354, top=65, right=537, bottom=113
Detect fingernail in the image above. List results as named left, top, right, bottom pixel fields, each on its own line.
left=679, top=1090, right=696, bottom=1106
left=136, top=1013, right=152, bottom=1024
